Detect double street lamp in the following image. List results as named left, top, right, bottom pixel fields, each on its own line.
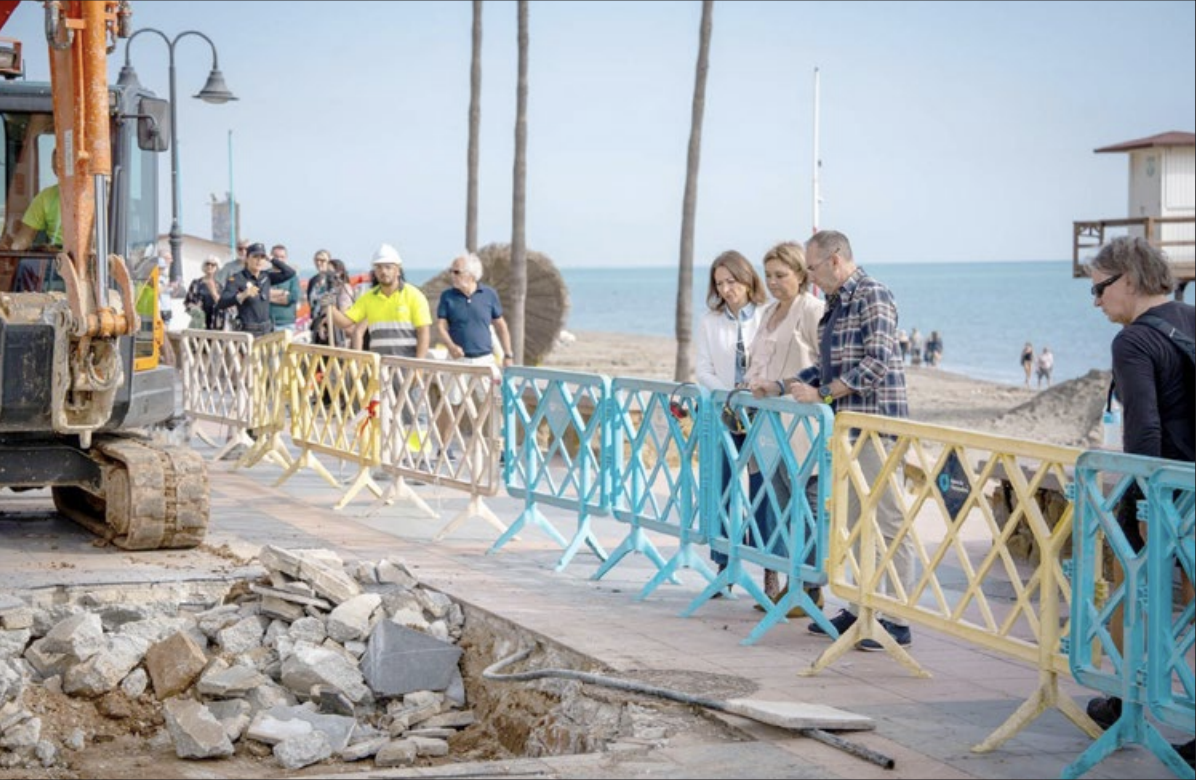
left=116, top=29, right=236, bottom=283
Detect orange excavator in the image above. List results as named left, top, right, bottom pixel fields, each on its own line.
left=0, top=1, right=208, bottom=548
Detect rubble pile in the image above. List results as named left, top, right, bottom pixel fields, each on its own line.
left=0, top=545, right=478, bottom=772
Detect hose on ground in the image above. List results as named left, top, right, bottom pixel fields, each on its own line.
left=484, top=645, right=895, bottom=770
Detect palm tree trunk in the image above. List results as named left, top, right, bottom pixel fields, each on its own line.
left=509, top=0, right=529, bottom=364
left=466, top=0, right=483, bottom=253
left=675, top=0, right=713, bottom=382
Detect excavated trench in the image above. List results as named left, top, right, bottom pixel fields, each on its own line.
left=0, top=574, right=751, bottom=778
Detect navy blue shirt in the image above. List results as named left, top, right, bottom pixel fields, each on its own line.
left=437, top=284, right=504, bottom=357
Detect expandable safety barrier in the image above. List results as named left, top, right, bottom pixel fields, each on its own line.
left=495, top=367, right=610, bottom=571
left=1066, top=450, right=1194, bottom=779
left=278, top=343, right=379, bottom=506
left=375, top=356, right=503, bottom=538
left=601, top=378, right=707, bottom=597
left=680, top=390, right=832, bottom=645
left=809, top=411, right=1091, bottom=756
left=179, top=329, right=254, bottom=461
left=236, top=330, right=293, bottom=471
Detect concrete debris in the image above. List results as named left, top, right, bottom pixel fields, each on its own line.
left=0, top=548, right=474, bottom=772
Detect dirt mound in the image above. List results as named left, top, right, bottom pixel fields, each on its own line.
left=987, top=368, right=1111, bottom=448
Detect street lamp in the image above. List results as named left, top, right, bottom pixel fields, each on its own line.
left=116, top=28, right=236, bottom=283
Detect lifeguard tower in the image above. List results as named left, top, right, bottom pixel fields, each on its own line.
left=1073, top=130, right=1194, bottom=296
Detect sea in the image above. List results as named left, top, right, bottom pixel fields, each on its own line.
left=406, top=261, right=1194, bottom=388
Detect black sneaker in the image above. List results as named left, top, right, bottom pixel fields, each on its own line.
left=856, top=618, right=912, bottom=651
left=1086, top=696, right=1122, bottom=730
left=808, top=608, right=857, bottom=637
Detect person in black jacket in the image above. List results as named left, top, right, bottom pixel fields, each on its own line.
left=1085, top=236, right=1195, bottom=766
left=217, top=242, right=296, bottom=336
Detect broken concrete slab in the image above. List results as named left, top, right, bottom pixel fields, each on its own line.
left=361, top=622, right=462, bottom=698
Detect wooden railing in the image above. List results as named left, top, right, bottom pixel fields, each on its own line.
left=1072, top=216, right=1195, bottom=285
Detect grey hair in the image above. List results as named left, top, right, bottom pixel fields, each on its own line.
left=808, top=229, right=853, bottom=262
left=454, top=251, right=484, bottom=281
left=1090, top=236, right=1175, bottom=296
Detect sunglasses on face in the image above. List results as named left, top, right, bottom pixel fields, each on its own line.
left=1091, top=272, right=1123, bottom=298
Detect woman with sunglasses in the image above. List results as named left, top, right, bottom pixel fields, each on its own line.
left=1085, top=236, right=1194, bottom=744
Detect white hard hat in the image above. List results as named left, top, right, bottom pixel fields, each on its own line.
left=372, top=243, right=402, bottom=266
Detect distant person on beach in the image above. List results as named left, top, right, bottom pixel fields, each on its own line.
left=695, top=250, right=766, bottom=587
left=923, top=330, right=943, bottom=367
left=788, top=229, right=913, bottom=651
left=1020, top=342, right=1034, bottom=386
left=1035, top=346, right=1054, bottom=388
left=744, top=241, right=825, bottom=615
left=909, top=327, right=923, bottom=366
left=897, top=328, right=910, bottom=363
left=1084, top=236, right=1195, bottom=748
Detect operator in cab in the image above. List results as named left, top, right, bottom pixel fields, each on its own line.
left=0, top=149, right=63, bottom=252
left=217, top=242, right=296, bottom=336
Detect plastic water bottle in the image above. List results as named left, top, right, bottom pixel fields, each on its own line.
left=1102, top=406, right=1122, bottom=450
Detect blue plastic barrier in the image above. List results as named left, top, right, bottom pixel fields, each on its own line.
left=494, top=367, right=610, bottom=571
left=1067, top=450, right=1194, bottom=779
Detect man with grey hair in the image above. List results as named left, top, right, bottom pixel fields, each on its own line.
left=434, top=251, right=514, bottom=461
left=436, top=251, right=513, bottom=368
left=786, top=229, right=914, bottom=651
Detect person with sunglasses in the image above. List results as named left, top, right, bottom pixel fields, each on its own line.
left=1085, top=236, right=1194, bottom=753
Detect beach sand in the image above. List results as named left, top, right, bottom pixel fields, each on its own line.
left=540, top=330, right=1109, bottom=449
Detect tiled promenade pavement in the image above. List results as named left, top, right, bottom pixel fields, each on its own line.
left=1, top=437, right=1188, bottom=779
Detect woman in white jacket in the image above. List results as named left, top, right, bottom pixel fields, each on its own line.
left=695, top=251, right=767, bottom=583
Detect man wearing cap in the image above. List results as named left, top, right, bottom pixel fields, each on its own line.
left=325, top=243, right=431, bottom=358
left=217, top=242, right=297, bottom=337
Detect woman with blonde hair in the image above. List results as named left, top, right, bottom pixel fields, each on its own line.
left=745, top=241, right=825, bottom=611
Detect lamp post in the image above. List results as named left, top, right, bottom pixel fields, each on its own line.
left=116, top=29, right=236, bottom=283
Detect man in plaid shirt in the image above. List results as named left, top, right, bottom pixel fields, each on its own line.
left=788, top=230, right=914, bottom=651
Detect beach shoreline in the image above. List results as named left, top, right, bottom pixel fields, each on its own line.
left=540, top=330, right=1106, bottom=448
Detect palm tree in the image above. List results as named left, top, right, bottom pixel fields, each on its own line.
left=466, top=0, right=482, bottom=253
left=675, top=0, right=713, bottom=382
left=509, top=0, right=529, bottom=364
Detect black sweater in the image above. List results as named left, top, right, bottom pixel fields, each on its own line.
left=1112, top=300, right=1195, bottom=462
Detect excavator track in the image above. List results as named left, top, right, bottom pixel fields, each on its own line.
left=51, top=436, right=209, bottom=550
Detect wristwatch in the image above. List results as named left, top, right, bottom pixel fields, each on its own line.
left=818, top=386, right=834, bottom=405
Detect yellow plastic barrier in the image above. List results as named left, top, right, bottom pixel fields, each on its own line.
left=279, top=343, right=381, bottom=508
left=235, top=330, right=294, bottom=472
left=806, top=411, right=1093, bottom=752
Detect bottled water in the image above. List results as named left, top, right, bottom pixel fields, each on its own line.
left=1101, top=405, right=1122, bottom=450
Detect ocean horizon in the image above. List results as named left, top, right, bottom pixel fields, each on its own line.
left=408, top=261, right=1194, bottom=388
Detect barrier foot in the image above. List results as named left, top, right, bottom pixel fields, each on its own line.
left=237, top=435, right=293, bottom=471
left=554, top=515, right=607, bottom=573
left=801, top=610, right=929, bottom=678
left=638, top=546, right=716, bottom=601
left=591, top=527, right=671, bottom=582
left=366, top=478, right=437, bottom=518
left=741, top=588, right=828, bottom=646
left=334, top=468, right=383, bottom=510
left=972, top=671, right=1099, bottom=753
left=489, top=504, right=564, bottom=554
left=212, top=430, right=252, bottom=462
left=680, top=563, right=761, bottom=617
left=273, top=450, right=340, bottom=490
left=195, top=426, right=219, bottom=448
left=433, top=495, right=510, bottom=541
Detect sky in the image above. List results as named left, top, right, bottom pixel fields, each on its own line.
left=4, top=1, right=1194, bottom=271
